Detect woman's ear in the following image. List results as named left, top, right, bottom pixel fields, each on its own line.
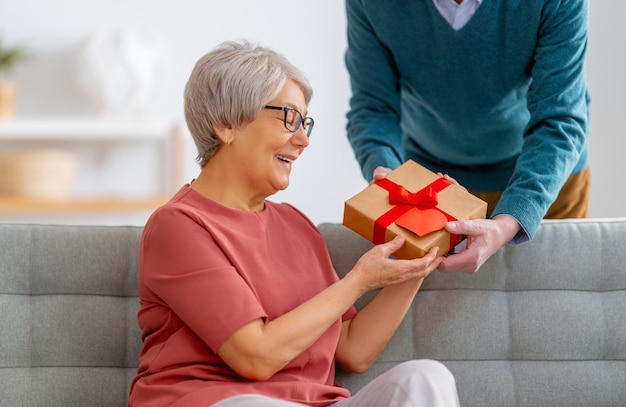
left=214, top=125, right=235, bottom=145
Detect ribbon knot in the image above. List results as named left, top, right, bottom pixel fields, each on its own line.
left=388, top=184, right=439, bottom=208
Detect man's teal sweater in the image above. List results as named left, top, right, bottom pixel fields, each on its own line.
left=345, top=0, right=590, bottom=240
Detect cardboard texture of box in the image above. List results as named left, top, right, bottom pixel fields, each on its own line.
left=343, top=160, right=488, bottom=259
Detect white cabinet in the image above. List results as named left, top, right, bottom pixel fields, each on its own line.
left=0, top=116, right=185, bottom=215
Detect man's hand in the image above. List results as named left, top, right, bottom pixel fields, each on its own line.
left=437, top=215, right=521, bottom=273
left=372, top=166, right=393, bottom=182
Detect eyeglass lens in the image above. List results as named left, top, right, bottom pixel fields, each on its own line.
left=284, top=108, right=313, bottom=137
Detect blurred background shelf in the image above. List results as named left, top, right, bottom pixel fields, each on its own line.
left=0, top=195, right=170, bottom=212
left=0, top=116, right=180, bottom=140
left=0, top=116, right=185, bottom=222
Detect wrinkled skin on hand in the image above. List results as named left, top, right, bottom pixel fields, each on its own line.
left=438, top=216, right=520, bottom=273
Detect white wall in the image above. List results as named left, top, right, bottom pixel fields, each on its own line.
left=1, top=0, right=624, bottom=226
left=586, top=1, right=626, bottom=219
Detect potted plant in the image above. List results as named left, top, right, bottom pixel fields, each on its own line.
left=0, top=37, right=29, bottom=117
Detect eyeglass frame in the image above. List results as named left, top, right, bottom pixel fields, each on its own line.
left=263, top=105, right=314, bottom=138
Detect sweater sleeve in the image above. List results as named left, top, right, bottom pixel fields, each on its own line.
left=345, top=0, right=405, bottom=181
left=492, top=0, right=590, bottom=241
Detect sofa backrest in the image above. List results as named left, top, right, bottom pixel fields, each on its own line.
left=1, top=219, right=625, bottom=407
left=0, top=224, right=143, bottom=407
left=320, top=219, right=626, bottom=407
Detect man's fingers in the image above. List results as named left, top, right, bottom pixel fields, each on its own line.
left=445, top=219, right=483, bottom=237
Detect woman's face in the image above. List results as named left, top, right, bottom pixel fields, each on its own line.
left=231, top=79, right=310, bottom=197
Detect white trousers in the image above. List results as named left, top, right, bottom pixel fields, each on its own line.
left=212, top=360, right=460, bottom=407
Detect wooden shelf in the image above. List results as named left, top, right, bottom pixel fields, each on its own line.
left=0, top=196, right=169, bottom=212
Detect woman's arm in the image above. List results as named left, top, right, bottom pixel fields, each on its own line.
left=218, top=236, right=442, bottom=381
left=334, top=247, right=442, bottom=373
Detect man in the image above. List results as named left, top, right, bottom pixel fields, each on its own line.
left=344, top=0, right=591, bottom=272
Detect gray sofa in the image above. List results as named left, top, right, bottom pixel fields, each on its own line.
left=1, top=219, right=625, bottom=406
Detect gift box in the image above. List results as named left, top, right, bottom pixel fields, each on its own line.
left=343, top=160, right=488, bottom=259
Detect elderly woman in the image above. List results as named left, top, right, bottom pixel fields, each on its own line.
left=128, top=41, right=460, bottom=407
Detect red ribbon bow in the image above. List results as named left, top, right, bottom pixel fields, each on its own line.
left=387, top=181, right=440, bottom=208
left=373, top=177, right=460, bottom=250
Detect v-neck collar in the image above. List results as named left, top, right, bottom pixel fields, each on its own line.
left=430, top=0, right=484, bottom=32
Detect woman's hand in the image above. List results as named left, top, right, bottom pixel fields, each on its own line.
left=348, top=235, right=443, bottom=294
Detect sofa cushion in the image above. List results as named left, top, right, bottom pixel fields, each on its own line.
left=0, top=224, right=143, bottom=407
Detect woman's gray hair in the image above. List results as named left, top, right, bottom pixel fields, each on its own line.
left=184, top=40, right=313, bottom=167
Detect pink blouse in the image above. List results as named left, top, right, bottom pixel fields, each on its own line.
left=128, top=186, right=356, bottom=407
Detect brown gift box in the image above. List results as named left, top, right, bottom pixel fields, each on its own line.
left=343, top=160, right=488, bottom=259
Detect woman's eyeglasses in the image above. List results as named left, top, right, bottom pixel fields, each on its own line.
left=264, top=105, right=314, bottom=138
